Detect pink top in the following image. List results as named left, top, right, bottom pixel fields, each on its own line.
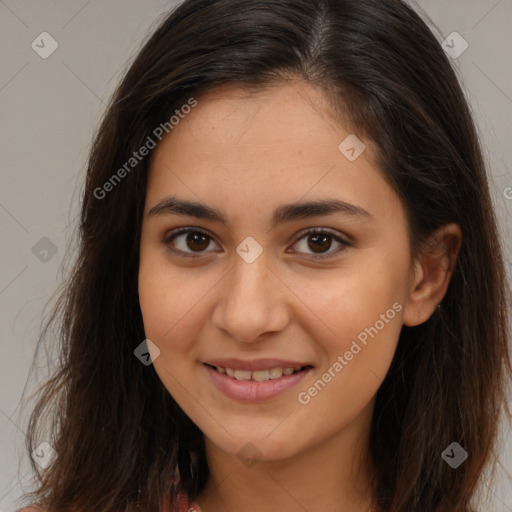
left=17, top=500, right=200, bottom=512
left=169, top=494, right=201, bottom=512
left=20, top=497, right=376, bottom=511
left=161, top=494, right=200, bottom=511
left=168, top=495, right=376, bottom=511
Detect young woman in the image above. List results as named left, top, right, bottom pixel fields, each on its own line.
left=18, top=0, right=511, bottom=511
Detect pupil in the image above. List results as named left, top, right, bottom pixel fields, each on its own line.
left=187, top=232, right=209, bottom=251
left=309, top=234, right=331, bottom=253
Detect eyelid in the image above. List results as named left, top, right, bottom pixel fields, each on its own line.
left=162, top=226, right=352, bottom=259
left=162, top=226, right=220, bottom=258
left=290, top=227, right=352, bottom=259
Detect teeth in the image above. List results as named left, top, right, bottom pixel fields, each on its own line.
left=252, top=370, right=269, bottom=381
left=269, top=367, right=283, bottom=379
left=213, top=365, right=305, bottom=381
left=234, top=369, right=252, bottom=381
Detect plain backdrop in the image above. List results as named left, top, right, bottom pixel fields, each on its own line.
left=1, top=1, right=511, bottom=511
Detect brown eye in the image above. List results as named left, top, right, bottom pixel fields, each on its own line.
left=163, top=228, right=219, bottom=257
left=162, top=226, right=352, bottom=260
left=307, top=233, right=332, bottom=253
left=291, top=228, right=352, bottom=259
left=184, top=231, right=210, bottom=251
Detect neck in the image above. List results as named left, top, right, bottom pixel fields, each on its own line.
left=194, top=399, right=376, bottom=512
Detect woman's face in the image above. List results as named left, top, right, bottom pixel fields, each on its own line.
left=138, top=81, right=415, bottom=461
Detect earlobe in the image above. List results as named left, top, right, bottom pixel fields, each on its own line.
left=402, top=223, right=462, bottom=327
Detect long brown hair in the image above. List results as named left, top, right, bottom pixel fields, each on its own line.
left=19, top=0, right=511, bottom=511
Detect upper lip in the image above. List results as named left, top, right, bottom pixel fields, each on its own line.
left=204, top=358, right=311, bottom=372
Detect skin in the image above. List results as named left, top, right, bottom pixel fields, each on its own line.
left=138, top=80, right=462, bottom=512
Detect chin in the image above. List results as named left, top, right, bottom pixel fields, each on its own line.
left=203, top=424, right=308, bottom=463
left=231, top=440, right=298, bottom=463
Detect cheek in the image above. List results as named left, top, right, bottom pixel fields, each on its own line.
left=292, top=263, right=405, bottom=408
left=138, top=259, right=204, bottom=354
left=291, top=262, right=404, bottom=345
left=138, top=265, right=203, bottom=402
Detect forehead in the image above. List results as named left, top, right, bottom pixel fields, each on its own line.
left=145, top=81, right=404, bottom=228
left=161, top=81, right=356, bottom=149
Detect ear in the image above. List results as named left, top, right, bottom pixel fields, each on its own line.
left=402, top=223, right=462, bottom=327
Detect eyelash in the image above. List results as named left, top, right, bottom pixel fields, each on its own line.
left=161, top=227, right=352, bottom=260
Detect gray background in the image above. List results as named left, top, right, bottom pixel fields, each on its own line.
left=0, top=1, right=511, bottom=511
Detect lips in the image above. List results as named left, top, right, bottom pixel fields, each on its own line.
left=203, top=358, right=314, bottom=402
left=204, top=358, right=310, bottom=372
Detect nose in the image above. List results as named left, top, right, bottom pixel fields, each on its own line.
left=211, top=254, right=290, bottom=344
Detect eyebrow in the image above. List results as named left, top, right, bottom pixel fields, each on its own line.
left=147, top=194, right=373, bottom=228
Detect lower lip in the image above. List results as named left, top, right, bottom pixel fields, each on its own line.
left=204, top=364, right=312, bottom=402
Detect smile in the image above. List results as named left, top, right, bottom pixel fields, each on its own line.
left=203, top=362, right=313, bottom=402
left=208, top=364, right=308, bottom=381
